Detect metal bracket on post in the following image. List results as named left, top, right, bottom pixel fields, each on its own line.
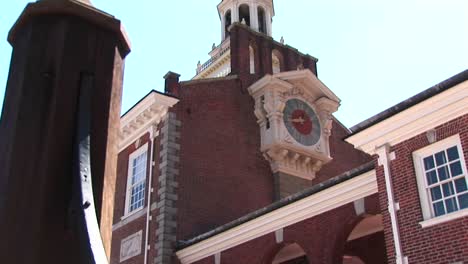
left=69, top=73, right=109, bottom=264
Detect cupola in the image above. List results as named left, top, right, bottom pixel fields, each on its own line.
left=218, top=0, right=274, bottom=40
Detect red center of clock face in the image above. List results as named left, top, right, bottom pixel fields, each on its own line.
left=291, top=110, right=313, bottom=135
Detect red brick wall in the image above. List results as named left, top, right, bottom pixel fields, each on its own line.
left=230, top=24, right=318, bottom=78
left=344, top=232, right=388, bottom=264
left=377, top=114, right=468, bottom=264
left=175, top=77, right=275, bottom=240
left=316, top=120, right=372, bottom=184
left=110, top=217, right=146, bottom=264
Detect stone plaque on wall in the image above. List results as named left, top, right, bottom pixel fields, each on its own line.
left=120, top=230, right=143, bottom=262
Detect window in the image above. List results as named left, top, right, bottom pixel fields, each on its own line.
left=413, top=134, right=468, bottom=225
left=224, top=10, right=232, bottom=39
left=125, top=143, right=148, bottom=215
left=239, top=4, right=250, bottom=26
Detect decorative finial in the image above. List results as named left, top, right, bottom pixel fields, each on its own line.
left=241, top=18, right=246, bottom=25
left=280, top=36, right=284, bottom=44
left=212, top=43, right=216, bottom=50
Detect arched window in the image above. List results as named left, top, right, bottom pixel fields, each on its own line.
left=224, top=10, right=232, bottom=39
left=258, top=7, right=267, bottom=34
left=272, top=243, right=309, bottom=264
left=239, top=4, right=250, bottom=26
left=272, top=50, right=282, bottom=74
left=249, top=45, right=255, bottom=74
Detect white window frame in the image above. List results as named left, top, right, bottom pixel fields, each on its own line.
left=124, top=143, right=148, bottom=216
left=413, top=134, right=468, bottom=228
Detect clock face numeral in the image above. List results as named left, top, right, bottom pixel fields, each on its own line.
left=283, top=99, right=321, bottom=146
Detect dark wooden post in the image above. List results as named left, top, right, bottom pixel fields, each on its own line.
left=0, top=0, right=130, bottom=262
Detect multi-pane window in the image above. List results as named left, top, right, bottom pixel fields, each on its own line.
left=414, top=135, right=468, bottom=222
left=422, top=145, right=468, bottom=216
left=126, top=144, right=148, bottom=215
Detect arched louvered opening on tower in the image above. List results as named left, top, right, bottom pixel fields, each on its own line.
left=258, top=6, right=267, bottom=34
left=239, top=4, right=251, bottom=26
left=224, top=10, right=232, bottom=39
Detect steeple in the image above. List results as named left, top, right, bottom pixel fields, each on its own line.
left=218, top=0, right=274, bottom=40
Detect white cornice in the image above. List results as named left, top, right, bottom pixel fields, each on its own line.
left=346, top=80, right=468, bottom=155
left=119, top=92, right=178, bottom=151
left=248, top=74, right=293, bottom=95
left=273, top=70, right=341, bottom=103
left=176, top=170, right=377, bottom=264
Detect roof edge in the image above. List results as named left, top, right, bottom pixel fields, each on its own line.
left=347, top=69, right=468, bottom=137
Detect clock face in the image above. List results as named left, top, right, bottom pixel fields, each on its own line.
left=283, top=99, right=321, bottom=146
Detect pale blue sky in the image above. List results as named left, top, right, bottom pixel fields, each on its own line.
left=1, top=0, right=467, bottom=127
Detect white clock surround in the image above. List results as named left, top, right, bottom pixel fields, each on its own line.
left=248, top=70, right=340, bottom=180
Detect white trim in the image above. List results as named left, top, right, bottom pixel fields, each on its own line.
left=346, top=80, right=468, bottom=155
left=144, top=126, right=157, bottom=264
left=119, top=92, right=178, bottom=151
left=376, top=145, right=408, bottom=264
left=249, top=70, right=341, bottom=104
left=413, top=134, right=468, bottom=222
left=275, top=229, right=284, bottom=243
left=113, top=207, right=147, bottom=231
left=353, top=198, right=365, bottom=216
left=124, top=143, right=149, bottom=216
left=419, top=209, right=468, bottom=228
left=176, top=170, right=377, bottom=264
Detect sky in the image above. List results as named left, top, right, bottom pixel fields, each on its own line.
left=0, top=0, right=467, bottom=128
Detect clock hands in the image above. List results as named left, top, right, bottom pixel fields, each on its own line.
left=288, top=116, right=305, bottom=125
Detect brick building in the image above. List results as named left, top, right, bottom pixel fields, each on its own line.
left=110, top=1, right=468, bottom=264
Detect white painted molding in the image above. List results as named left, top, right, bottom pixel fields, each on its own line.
left=275, top=229, right=284, bottom=244
left=271, top=70, right=341, bottom=104
left=214, top=252, right=221, bottom=264
left=119, top=91, right=178, bottom=151
left=419, top=209, right=468, bottom=228
left=353, top=198, right=365, bottom=216
left=376, top=145, right=407, bottom=264
left=346, top=80, right=468, bottom=155
left=176, top=170, right=377, bottom=264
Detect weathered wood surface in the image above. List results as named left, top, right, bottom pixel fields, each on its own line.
left=0, top=1, right=130, bottom=263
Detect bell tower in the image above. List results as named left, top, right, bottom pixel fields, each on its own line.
left=218, top=0, right=274, bottom=40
